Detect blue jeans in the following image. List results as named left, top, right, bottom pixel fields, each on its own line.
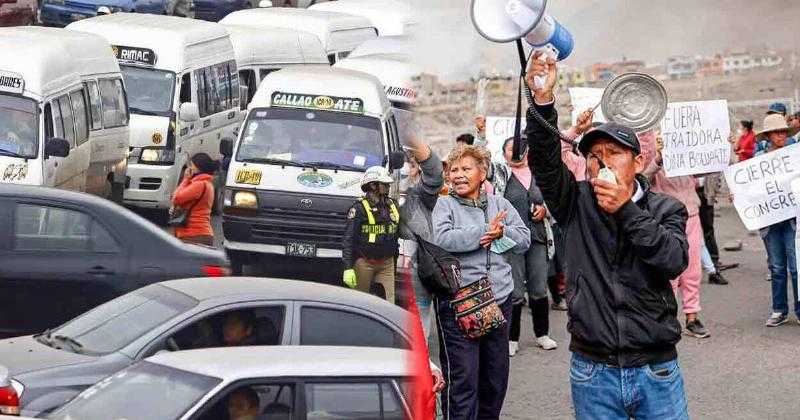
left=763, top=220, right=799, bottom=317
left=570, top=353, right=689, bottom=420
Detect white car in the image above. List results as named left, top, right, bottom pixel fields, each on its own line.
left=1, top=346, right=414, bottom=420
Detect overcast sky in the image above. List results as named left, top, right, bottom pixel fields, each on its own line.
left=410, top=0, right=796, bottom=81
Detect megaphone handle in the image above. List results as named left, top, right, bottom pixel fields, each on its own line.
left=517, top=43, right=573, bottom=143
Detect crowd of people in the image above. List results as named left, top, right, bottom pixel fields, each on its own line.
left=332, top=51, right=799, bottom=419
left=161, top=56, right=800, bottom=420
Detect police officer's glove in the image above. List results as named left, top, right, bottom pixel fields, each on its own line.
left=343, top=269, right=357, bottom=289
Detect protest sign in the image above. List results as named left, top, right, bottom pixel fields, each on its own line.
left=724, top=143, right=800, bottom=231
left=793, top=178, right=800, bottom=301
left=660, top=100, right=731, bottom=177
left=568, top=87, right=606, bottom=125
left=485, top=116, right=525, bottom=162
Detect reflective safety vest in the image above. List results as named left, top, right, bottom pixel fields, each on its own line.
left=360, top=198, right=399, bottom=243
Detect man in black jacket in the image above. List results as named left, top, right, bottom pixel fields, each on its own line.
left=525, top=52, right=690, bottom=419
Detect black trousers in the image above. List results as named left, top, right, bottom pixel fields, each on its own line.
left=435, top=296, right=512, bottom=420
left=697, top=187, right=719, bottom=265
left=510, top=297, right=549, bottom=341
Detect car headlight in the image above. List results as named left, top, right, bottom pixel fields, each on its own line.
left=139, top=147, right=175, bottom=165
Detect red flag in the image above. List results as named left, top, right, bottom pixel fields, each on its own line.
left=402, top=261, right=435, bottom=419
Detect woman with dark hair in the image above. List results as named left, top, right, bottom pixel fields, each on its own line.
left=171, top=153, right=218, bottom=246
left=734, top=120, right=755, bottom=162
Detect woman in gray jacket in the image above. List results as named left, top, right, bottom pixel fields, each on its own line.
left=432, top=145, right=530, bottom=420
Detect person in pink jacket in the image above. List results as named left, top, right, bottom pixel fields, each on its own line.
left=642, top=133, right=709, bottom=339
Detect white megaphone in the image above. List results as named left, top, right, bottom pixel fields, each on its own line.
left=471, top=0, right=573, bottom=61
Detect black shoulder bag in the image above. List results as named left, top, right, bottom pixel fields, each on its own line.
left=414, top=233, right=461, bottom=298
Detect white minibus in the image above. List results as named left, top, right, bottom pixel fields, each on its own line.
left=219, top=66, right=405, bottom=272
left=69, top=13, right=243, bottom=215
left=0, top=27, right=129, bottom=200
left=219, top=7, right=377, bottom=65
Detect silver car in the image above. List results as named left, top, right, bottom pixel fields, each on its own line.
left=0, top=277, right=410, bottom=416
left=2, top=346, right=413, bottom=419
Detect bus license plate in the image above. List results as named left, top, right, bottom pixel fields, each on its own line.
left=235, top=168, right=262, bottom=185
left=286, top=242, right=317, bottom=257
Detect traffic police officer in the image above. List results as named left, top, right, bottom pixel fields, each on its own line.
left=342, top=166, right=400, bottom=303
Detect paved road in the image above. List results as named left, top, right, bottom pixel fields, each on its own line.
left=501, top=206, right=800, bottom=419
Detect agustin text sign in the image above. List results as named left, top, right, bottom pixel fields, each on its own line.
left=724, top=143, right=800, bottom=231
left=660, top=100, right=731, bottom=177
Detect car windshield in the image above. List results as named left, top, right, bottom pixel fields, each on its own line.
left=47, top=361, right=220, bottom=420
left=41, top=284, right=197, bottom=355
left=0, top=94, right=38, bottom=159
left=236, top=107, right=384, bottom=172
left=120, top=66, right=176, bottom=116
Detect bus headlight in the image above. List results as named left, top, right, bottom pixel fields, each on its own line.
left=224, top=188, right=258, bottom=210
left=139, top=147, right=175, bottom=165
left=233, top=191, right=258, bottom=209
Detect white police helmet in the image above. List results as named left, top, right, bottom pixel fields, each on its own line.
left=360, top=166, right=393, bottom=191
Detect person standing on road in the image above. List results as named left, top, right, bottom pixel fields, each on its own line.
left=755, top=114, right=798, bottom=327
left=342, top=166, right=400, bottom=303
left=526, top=52, right=690, bottom=420
left=172, top=153, right=217, bottom=246
left=489, top=137, right=558, bottom=356
left=696, top=174, right=730, bottom=285
left=642, top=133, right=710, bottom=338
left=432, top=145, right=530, bottom=420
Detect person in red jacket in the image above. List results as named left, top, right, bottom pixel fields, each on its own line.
left=171, top=153, right=218, bottom=246
left=734, top=120, right=755, bottom=162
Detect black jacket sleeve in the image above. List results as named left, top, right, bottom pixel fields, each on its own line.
left=342, top=203, right=363, bottom=270
left=616, top=199, right=690, bottom=280
left=526, top=101, right=578, bottom=225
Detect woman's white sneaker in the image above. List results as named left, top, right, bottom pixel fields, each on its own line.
left=536, top=336, right=558, bottom=350
left=509, top=341, right=519, bottom=357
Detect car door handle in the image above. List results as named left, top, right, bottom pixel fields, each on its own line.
left=87, top=266, right=115, bottom=276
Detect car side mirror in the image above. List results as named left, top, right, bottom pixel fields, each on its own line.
left=220, top=137, right=234, bottom=157
left=259, top=0, right=273, bottom=7
left=45, top=138, right=70, bottom=159
left=179, top=102, right=200, bottom=123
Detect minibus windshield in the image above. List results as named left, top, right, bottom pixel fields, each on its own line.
left=121, top=66, right=176, bottom=117
left=0, top=94, right=38, bottom=159
left=237, top=107, right=384, bottom=172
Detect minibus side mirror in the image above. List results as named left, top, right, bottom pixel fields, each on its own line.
left=239, top=85, right=249, bottom=110
left=179, top=102, right=200, bottom=122
left=220, top=137, right=234, bottom=157
left=45, top=138, right=70, bottom=159
left=388, top=151, right=405, bottom=171
left=259, top=0, right=273, bottom=7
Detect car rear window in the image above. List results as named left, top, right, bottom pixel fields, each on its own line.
left=46, top=285, right=198, bottom=355
left=299, top=307, right=410, bottom=349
